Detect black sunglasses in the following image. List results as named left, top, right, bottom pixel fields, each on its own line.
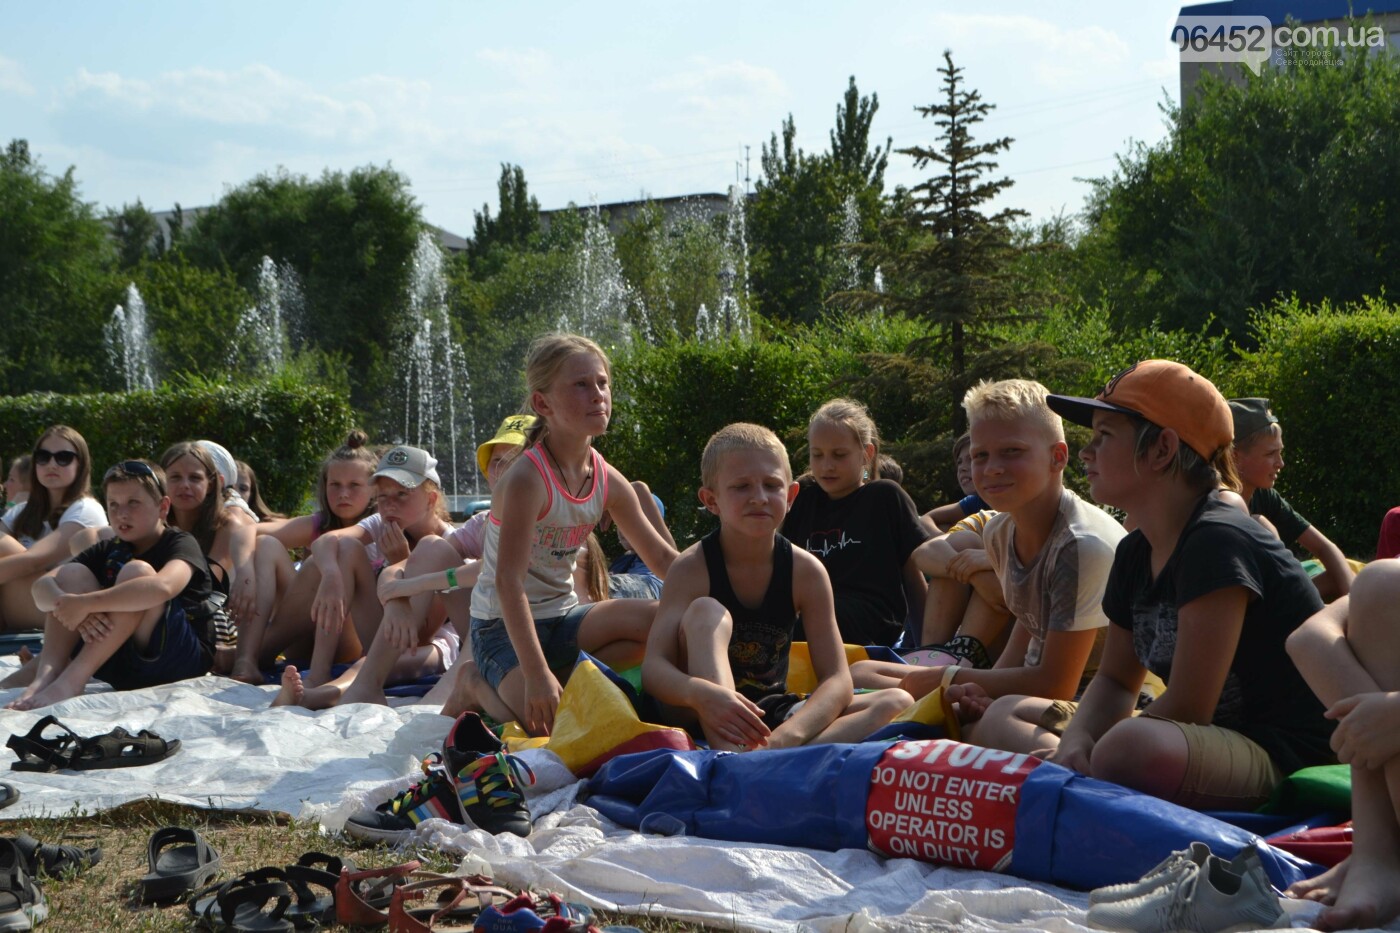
left=34, top=448, right=79, bottom=467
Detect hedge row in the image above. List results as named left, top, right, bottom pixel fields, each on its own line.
left=1222, top=296, right=1400, bottom=557
left=0, top=381, right=355, bottom=514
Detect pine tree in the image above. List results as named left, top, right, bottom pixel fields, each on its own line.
left=467, top=163, right=540, bottom=277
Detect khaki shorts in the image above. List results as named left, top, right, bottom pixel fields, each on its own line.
left=1037, top=701, right=1283, bottom=810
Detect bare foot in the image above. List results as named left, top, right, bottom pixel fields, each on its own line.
left=1287, top=857, right=1348, bottom=905
left=17, top=646, right=33, bottom=663
left=1315, top=853, right=1400, bottom=931
left=0, top=656, right=38, bottom=689
left=439, top=663, right=480, bottom=719
left=211, top=644, right=236, bottom=675
left=9, top=673, right=83, bottom=711
left=229, top=660, right=267, bottom=686
left=271, top=665, right=305, bottom=708
left=338, top=681, right=387, bottom=707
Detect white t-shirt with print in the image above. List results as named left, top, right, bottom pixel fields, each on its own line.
left=983, top=488, right=1126, bottom=669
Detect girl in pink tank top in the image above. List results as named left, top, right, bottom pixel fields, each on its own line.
left=470, top=334, right=679, bottom=736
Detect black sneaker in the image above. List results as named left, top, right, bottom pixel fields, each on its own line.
left=344, top=757, right=464, bottom=844
left=443, top=712, right=535, bottom=837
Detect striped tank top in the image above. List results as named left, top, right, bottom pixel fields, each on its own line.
left=470, top=445, right=609, bottom=621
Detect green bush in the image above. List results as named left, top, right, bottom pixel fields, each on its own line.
left=0, top=380, right=355, bottom=514
left=1223, top=295, right=1400, bottom=556
left=604, top=314, right=924, bottom=546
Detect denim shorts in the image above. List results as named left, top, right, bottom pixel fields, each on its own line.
left=93, top=600, right=214, bottom=691
left=471, top=602, right=595, bottom=690
left=608, top=572, right=663, bottom=600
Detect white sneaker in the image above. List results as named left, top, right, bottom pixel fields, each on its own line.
left=1089, top=842, right=1212, bottom=906
left=1087, top=853, right=1287, bottom=933
left=1090, top=843, right=1267, bottom=906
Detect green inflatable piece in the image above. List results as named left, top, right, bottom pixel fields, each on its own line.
left=1262, top=764, right=1352, bottom=815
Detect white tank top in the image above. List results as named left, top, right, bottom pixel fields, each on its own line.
left=471, top=445, right=609, bottom=620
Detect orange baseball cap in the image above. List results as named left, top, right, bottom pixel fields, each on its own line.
left=1046, top=360, right=1234, bottom=460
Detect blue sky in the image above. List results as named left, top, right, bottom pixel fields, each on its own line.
left=1, top=1, right=1188, bottom=233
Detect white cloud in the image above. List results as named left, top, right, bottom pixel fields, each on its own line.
left=652, top=57, right=786, bottom=115
left=906, top=13, right=1133, bottom=88
left=0, top=55, right=34, bottom=96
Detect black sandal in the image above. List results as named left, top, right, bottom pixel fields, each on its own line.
left=0, top=838, right=47, bottom=930
left=190, top=873, right=295, bottom=932
left=0, top=783, right=17, bottom=811
left=71, top=726, right=180, bottom=770
left=138, top=826, right=222, bottom=904
left=282, top=853, right=354, bottom=929
left=6, top=715, right=82, bottom=772
left=12, top=832, right=102, bottom=879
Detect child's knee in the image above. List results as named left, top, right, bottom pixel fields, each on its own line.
left=870, top=687, right=915, bottom=716
left=115, top=560, right=157, bottom=583
left=680, top=597, right=732, bottom=640
left=52, top=562, right=100, bottom=592
left=1351, top=560, right=1400, bottom=617
left=335, top=536, right=371, bottom=568
left=1091, top=719, right=1180, bottom=785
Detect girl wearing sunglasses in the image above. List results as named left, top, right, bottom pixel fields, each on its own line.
left=0, top=426, right=106, bottom=632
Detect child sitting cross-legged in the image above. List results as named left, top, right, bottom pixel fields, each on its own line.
left=5, top=460, right=217, bottom=710
left=642, top=423, right=913, bottom=752
left=852, top=380, right=1125, bottom=739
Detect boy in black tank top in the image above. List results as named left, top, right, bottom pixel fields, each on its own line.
left=642, top=424, right=914, bottom=752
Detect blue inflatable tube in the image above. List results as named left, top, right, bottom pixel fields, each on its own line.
left=586, top=743, right=1321, bottom=891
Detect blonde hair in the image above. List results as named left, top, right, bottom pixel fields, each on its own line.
left=809, top=398, right=880, bottom=475
left=419, top=479, right=451, bottom=522
left=521, top=333, right=611, bottom=450
left=701, top=423, right=791, bottom=490
left=962, top=379, right=1065, bottom=443
left=576, top=532, right=610, bottom=603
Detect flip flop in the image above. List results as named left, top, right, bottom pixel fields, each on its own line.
left=71, top=727, right=180, bottom=770
left=138, top=826, right=222, bottom=904
left=12, top=833, right=101, bottom=879
left=6, top=715, right=82, bottom=772
left=0, top=784, right=17, bottom=812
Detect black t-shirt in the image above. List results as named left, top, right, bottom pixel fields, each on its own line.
left=782, top=479, right=930, bottom=647
left=73, top=528, right=216, bottom=641
left=1248, top=487, right=1310, bottom=543
left=1103, top=492, right=1335, bottom=774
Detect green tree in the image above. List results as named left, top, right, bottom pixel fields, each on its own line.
left=182, top=165, right=423, bottom=409
left=749, top=77, right=889, bottom=324
left=846, top=52, right=1041, bottom=425
left=1083, top=30, right=1400, bottom=338
left=467, top=163, right=541, bottom=278
left=125, top=254, right=253, bottom=381
left=108, top=199, right=163, bottom=269
left=0, top=140, right=113, bottom=395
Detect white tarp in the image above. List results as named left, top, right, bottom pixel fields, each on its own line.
left=0, top=660, right=1383, bottom=932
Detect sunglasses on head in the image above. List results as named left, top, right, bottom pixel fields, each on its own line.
left=34, top=448, right=79, bottom=467
left=104, top=460, right=165, bottom=493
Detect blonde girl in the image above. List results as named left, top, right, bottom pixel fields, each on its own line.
left=472, top=333, right=678, bottom=736
left=230, top=430, right=378, bottom=684
left=781, top=398, right=929, bottom=647
left=975, top=360, right=1337, bottom=810
left=0, top=426, right=106, bottom=632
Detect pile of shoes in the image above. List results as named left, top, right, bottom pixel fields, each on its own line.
left=1086, top=840, right=1288, bottom=932
left=347, top=712, right=535, bottom=844
left=0, top=832, right=102, bottom=931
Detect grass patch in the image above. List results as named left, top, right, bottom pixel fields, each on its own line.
left=3, top=799, right=719, bottom=931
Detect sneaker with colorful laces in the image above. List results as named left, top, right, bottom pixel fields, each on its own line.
left=345, top=756, right=465, bottom=844
left=443, top=712, right=535, bottom=838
